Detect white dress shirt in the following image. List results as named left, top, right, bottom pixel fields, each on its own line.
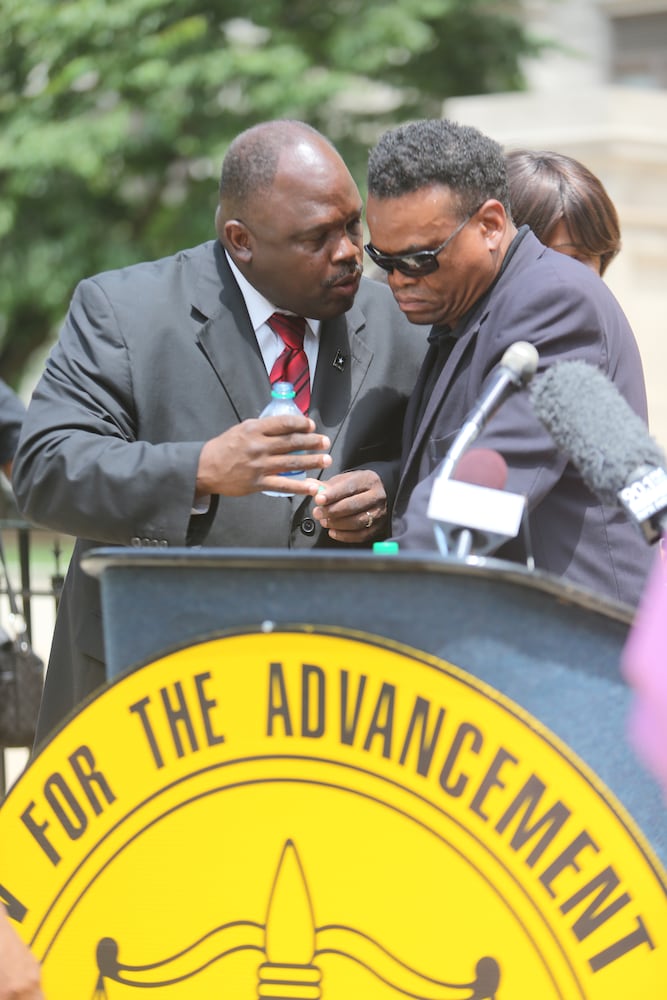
left=226, top=252, right=321, bottom=384
left=193, top=254, right=322, bottom=514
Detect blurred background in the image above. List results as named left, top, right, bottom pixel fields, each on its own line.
left=1, top=0, right=665, bottom=787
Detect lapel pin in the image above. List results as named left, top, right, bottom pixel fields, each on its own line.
left=333, top=350, right=346, bottom=371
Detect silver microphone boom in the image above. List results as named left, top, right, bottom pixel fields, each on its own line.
left=436, top=341, right=539, bottom=483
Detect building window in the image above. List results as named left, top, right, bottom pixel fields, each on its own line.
left=611, top=12, right=667, bottom=87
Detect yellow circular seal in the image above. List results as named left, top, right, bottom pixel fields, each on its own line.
left=1, top=628, right=665, bottom=998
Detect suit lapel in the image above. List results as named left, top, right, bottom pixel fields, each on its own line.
left=189, top=245, right=373, bottom=440
left=402, top=343, right=436, bottom=454
left=310, top=300, right=372, bottom=451
left=400, top=323, right=480, bottom=485
left=193, top=244, right=272, bottom=421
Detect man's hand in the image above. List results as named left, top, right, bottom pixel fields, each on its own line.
left=312, top=470, right=387, bottom=542
left=196, top=415, right=332, bottom=499
left=0, top=910, right=44, bottom=999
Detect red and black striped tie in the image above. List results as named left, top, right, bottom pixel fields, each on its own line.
left=267, top=313, right=310, bottom=414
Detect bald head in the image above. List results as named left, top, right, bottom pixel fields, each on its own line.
left=219, top=120, right=340, bottom=219
left=215, top=119, right=363, bottom=320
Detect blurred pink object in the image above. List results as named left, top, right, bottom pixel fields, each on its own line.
left=621, top=542, right=667, bottom=794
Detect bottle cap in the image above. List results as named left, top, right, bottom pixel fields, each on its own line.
left=272, top=381, right=296, bottom=398
left=372, top=541, right=399, bottom=555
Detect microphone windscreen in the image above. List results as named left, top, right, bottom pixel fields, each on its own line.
left=453, top=448, right=508, bottom=491
left=530, top=360, right=665, bottom=504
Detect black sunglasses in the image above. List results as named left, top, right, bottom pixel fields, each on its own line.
left=364, top=205, right=482, bottom=277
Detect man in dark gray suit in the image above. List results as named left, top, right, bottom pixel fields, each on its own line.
left=359, top=117, right=654, bottom=607
left=13, top=120, right=425, bottom=744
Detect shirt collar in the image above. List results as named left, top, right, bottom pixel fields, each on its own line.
left=225, top=251, right=320, bottom=336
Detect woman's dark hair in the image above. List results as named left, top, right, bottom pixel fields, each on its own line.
left=506, top=149, right=621, bottom=276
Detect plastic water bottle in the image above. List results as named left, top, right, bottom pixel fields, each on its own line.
left=260, top=381, right=306, bottom=497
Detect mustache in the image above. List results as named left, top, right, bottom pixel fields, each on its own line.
left=324, top=263, right=363, bottom=288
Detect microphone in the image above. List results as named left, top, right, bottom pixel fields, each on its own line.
left=429, top=448, right=527, bottom=558
left=436, top=341, right=539, bottom=482
left=530, top=360, right=667, bottom=544
left=454, top=448, right=509, bottom=490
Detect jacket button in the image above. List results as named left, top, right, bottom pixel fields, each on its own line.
left=300, top=517, right=316, bottom=536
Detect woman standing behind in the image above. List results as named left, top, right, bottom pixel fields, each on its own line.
left=506, top=149, right=621, bottom=277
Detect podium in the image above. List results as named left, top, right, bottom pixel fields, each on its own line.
left=2, top=548, right=666, bottom=998
left=82, top=547, right=665, bottom=860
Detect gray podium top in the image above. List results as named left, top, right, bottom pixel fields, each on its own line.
left=82, top=547, right=665, bottom=866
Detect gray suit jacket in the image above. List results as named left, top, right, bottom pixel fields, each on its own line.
left=392, top=229, right=656, bottom=607
left=0, top=378, right=25, bottom=467
left=13, top=241, right=425, bottom=743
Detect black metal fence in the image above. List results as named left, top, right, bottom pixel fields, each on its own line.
left=0, top=518, right=66, bottom=643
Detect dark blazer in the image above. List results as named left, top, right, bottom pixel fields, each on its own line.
left=13, top=241, right=425, bottom=743
left=0, top=378, right=25, bottom=468
left=391, top=229, right=656, bottom=607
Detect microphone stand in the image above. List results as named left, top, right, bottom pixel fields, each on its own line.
left=433, top=438, right=470, bottom=557
left=432, top=417, right=478, bottom=555
left=431, top=344, right=539, bottom=556
left=453, top=529, right=474, bottom=560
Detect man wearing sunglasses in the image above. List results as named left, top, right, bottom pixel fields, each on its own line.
left=359, top=117, right=653, bottom=608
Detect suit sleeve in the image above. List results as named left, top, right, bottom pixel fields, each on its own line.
left=476, top=266, right=645, bottom=502
left=12, top=277, right=203, bottom=545
left=0, top=379, right=26, bottom=467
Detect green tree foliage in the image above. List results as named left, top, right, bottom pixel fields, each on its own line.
left=0, top=0, right=541, bottom=379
